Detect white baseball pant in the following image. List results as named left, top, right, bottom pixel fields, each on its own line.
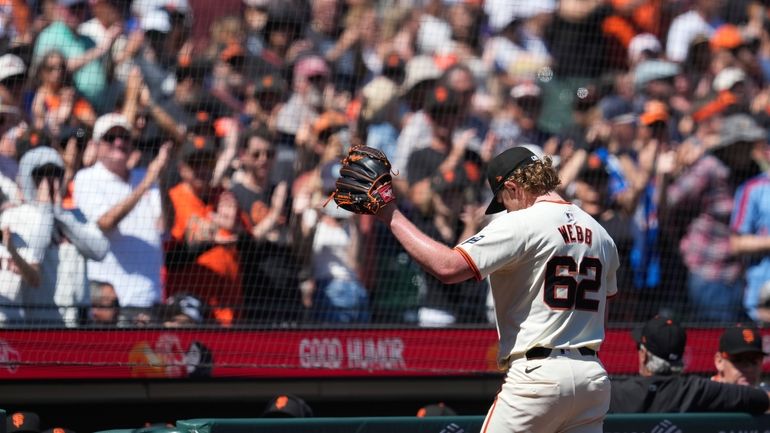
left=481, top=349, right=611, bottom=433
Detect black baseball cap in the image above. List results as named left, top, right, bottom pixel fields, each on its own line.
left=253, top=71, right=287, bottom=96
left=425, top=84, right=462, bottom=116
left=262, top=394, right=314, bottom=418
left=484, top=147, right=540, bottom=214
left=42, top=428, right=76, bottom=433
left=7, top=411, right=40, bottom=433
left=179, top=136, right=217, bottom=165
left=416, top=402, right=457, bottom=417
left=632, top=316, right=687, bottom=364
left=719, top=324, right=767, bottom=357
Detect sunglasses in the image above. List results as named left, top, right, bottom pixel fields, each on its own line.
left=249, top=149, right=275, bottom=159
left=102, top=132, right=131, bottom=144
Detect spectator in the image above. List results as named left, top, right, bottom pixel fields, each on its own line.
left=730, top=135, right=770, bottom=321
left=304, top=161, right=370, bottom=324
left=89, top=280, right=119, bottom=326
left=17, top=146, right=108, bottom=327
left=660, top=113, right=766, bottom=321
left=30, top=50, right=96, bottom=137
left=166, top=137, right=244, bottom=326
left=482, top=0, right=553, bottom=84
left=391, top=55, right=442, bottom=189
left=617, top=100, right=685, bottom=320
left=0, top=155, right=56, bottom=325
left=609, top=315, right=770, bottom=413
left=274, top=54, right=331, bottom=181
left=258, top=0, right=308, bottom=70
left=262, top=394, right=314, bottom=418
left=241, top=0, right=268, bottom=57
left=73, top=113, right=170, bottom=320
left=0, top=92, right=26, bottom=172
left=404, top=85, right=488, bottom=326
left=229, top=127, right=298, bottom=323
left=712, top=324, right=766, bottom=387
left=157, top=293, right=205, bottom=327
left=360, top=58, right=403, bottom=159
left=244, top=70, right=287, bottom=132
left=32, top=0, right=121, bottom=112
left=78, top=0, right=136, bottom=84
left=0, top=53, right=27, bottom=108
left=666, top=0, right=721, bottom=63
left=627, top=33, right=662, bottom=67
left=490, top=82, right=551, bottom=153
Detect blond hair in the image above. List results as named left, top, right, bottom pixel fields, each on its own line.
left=508, top=156, right=561, bottom=196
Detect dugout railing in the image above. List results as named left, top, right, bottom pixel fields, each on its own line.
left=91, top=413, right=770, bottom=433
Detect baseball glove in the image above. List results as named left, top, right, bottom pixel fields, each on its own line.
left=331, top=146, right=395, bottom=215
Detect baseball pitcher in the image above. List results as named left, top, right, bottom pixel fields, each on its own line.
left=331, top=145, right=619, bottom=433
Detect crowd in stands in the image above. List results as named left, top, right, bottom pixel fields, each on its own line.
left=0, top=0, right=768, bottom=328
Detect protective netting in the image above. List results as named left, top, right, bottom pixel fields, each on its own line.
left=0, top=0, right=768, bottom=376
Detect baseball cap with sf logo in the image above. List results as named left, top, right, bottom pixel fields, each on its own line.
left=719, top=324, right=767, bottom=358
left=7, top=411, right=40, bottom=433
left=262, top=394, right=314, bottom=418
left=633, top=316, right=687, bottom=366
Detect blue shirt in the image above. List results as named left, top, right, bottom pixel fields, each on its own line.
left=33, top=22, right=107, bottom=107
left=731, top=172, right=770, bottom=319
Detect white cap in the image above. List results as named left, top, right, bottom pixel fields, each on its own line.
left=400, top=55, right=442, bottom=96
left=510, top=82, right=541, bottom=99
left=713, top=67, right=746, bottom=92
left=93, top=113, right=132, bottom=142
left=628, top=33, right=662, bottom=64
left=141, top=9, right=171, bottom=32
left=485, top=0, right=556, bottom=31
left=242, top=0, right=269, bottom=6
left=0, top=54, right=26, bottom=82
left=132, top=0, right=189, bottom=17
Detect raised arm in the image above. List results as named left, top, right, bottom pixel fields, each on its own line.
left=97, top=143, right=171, bottom=233
left=375, top=205, right=475, bottom=284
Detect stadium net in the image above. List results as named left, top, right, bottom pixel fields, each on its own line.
left=0, top=0, right=766, bottom=376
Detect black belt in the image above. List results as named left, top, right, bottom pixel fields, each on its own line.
left=525, top=347, right=596, bottom=360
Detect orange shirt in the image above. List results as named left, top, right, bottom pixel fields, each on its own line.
left=167, top=183, right=242, bottom=326
left=44, top=93, right=94, bottom=121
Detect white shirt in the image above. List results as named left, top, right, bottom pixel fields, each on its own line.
left=455, top=201, right=619, bottom=367
left=666, top=10, right=715, bottom=62
left=0, top=204, right=53, bottom=324
left=74, top=162, right=163, bottom=307
left=312, top=219, right=356, bottom=282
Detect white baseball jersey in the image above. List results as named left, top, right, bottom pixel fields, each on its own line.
left=455, top=200, right=619, bottom=367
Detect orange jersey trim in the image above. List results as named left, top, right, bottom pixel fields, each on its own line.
left=454, top=246, right=482, bottom=281
left=481, top=394, right=499, bottom=433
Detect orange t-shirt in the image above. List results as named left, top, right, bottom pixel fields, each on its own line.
left=44, top=93, right=95, bottom=121
left=167, top=183, right=242, bottom=326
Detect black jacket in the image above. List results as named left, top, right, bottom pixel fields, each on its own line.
left=610, top=375, right=769, bottom=415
